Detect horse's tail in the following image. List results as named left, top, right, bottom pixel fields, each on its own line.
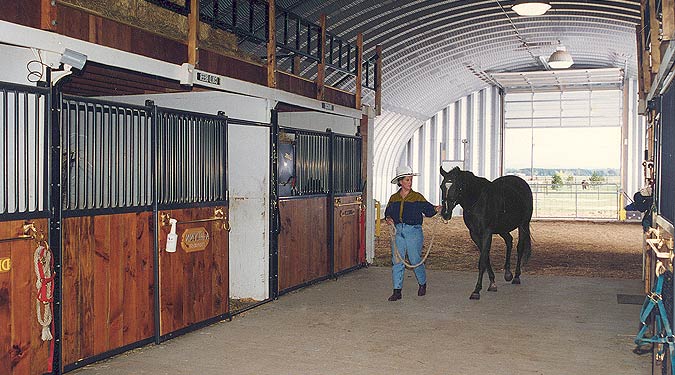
left=521, top=224, right=532, bottom=264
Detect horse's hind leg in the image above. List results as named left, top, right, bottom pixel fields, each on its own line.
left=513, top=225, right=530, bottom=285
left=499, top=232, right=514, bottom=282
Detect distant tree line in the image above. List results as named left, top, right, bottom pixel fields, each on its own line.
left=505, top=168, right=619, bottom=176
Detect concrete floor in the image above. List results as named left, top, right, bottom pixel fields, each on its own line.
left=71, top=267, right=651, bottom=375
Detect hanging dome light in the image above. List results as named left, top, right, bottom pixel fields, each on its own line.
left=548, top=46, right=574, bottom=69
left=512, top=0, right=551, bottom=16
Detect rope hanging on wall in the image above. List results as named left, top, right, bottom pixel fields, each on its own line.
left=34, top=244, right=54, bottom=341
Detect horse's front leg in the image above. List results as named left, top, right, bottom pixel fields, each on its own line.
left=470, top=233, right=492, bottom=300
left=499, top=232, right=514, bottom=282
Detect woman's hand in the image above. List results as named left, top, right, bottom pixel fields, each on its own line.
left=435, top=205, right=442, bottom=213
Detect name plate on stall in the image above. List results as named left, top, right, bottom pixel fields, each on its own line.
left=340, top=209, right=356, bottom=217
left=181, top=228, right=210, bottom=252
left=0, top=257, right=10, bottom=273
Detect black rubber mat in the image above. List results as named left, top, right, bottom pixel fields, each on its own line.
left=617, top=294, right=645, bottom=305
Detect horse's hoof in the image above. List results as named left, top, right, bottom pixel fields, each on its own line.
left=488, top=283, right=497, bottom=292
left=469, top=292, right=480, bottom=300
left=504, top=270, right=513, bottom=282
left=512, top=278, right=521, bottom=285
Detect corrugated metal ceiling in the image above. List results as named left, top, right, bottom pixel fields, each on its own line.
left=274, top=0, right=640, bottom=119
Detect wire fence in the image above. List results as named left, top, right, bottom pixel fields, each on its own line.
left=530, top=182, right=620, bottom=220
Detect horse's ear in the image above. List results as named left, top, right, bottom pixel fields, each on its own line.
left=440, top=165, right=449, bottom=177
left=451, top=166, right=460, bottom=173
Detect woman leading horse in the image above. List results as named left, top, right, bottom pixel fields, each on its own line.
left=439, top=166, right=533, bottom=300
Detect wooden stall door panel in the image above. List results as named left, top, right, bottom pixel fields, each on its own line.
left=279, top=201, right=305, bottom=290
left=278, top=197, right=329, bottom=291
left=0, top=219, right=51, bottom=375
left=334, top=198, right=360, bottom=273
left=158, top=206, right=229, bottom=336
left=92, top=215, right=111, bottom=355
left=307, top=199, right=329, bottom=280
left=62, top=212, right=154, bottom=366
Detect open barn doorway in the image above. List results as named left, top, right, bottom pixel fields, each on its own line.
left=503, top=90, right=623, bottom=219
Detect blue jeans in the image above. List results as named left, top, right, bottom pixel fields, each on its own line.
left=391, top=223, right=427, bottom=289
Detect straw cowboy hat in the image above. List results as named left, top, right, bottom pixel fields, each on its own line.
left=390, top=165, right=419, bottom=184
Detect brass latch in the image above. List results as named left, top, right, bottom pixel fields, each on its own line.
left=160, top=207, right=230, bottom=231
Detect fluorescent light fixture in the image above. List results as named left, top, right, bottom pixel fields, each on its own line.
left=60, top=48, right=87, bottom=70
left=512, top=0, right=551, bottom=16
left=548, top=46, right=573, bottom=69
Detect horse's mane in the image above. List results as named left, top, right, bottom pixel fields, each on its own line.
left=459, top=170, right=490, bottom=208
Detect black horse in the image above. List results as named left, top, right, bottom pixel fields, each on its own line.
left=439, top=167, right=533, bottom=300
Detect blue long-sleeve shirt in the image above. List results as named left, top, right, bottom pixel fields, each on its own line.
left=385, top=190, right=436, bottom=225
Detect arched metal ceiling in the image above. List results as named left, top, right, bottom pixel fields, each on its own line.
left=276, top=0, right=641, bottom=119
left=269, top=1, right=641, bottom=202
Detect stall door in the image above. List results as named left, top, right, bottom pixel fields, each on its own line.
left=155, top=108, right=229, bottom=338
left=59, top=96, right=155, bottom=369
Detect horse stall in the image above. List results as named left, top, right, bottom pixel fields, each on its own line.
left=276, top=110, right=364, bottom=294
left=0, top=77, right=235, bottom=373
left=59, top=96, right=232, bottom=366
left=105, top=91, right=273, bottom=313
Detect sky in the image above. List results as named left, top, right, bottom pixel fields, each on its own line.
left=504, top=127, right=621, bottom=170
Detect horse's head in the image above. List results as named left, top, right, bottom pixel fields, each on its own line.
left=439, top=166, right=462, bottom=221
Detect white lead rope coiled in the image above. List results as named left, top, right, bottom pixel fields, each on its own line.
left=388, top=220, right=437, bottom=269
left=34, top=245, right=53, bottom=341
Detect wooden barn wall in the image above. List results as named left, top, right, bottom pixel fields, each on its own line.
left=56, top=6, right=187, bottom=65
left=61, top=212, right=154, bottom=367
left=199, top=50, right=267, bottom=87
left=325, top=87, right=356, bottom=109
left=276, top=72, right=317, bottom=99
left=333, top=196, right=361, bottom=273
left=278, top=197, right=329, bottom=291
left=0, top=219, right=51, bottom=375
left=61, top=62, right=189, bottom=97
left=1, top=0, right=42, bottom=28
left=157, top=206, right=229, bottom=336
left=0, top=2, right=358, bottom=108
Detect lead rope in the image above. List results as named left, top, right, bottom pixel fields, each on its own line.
left=388, top=219, right=437, bottom=268
left=34, top=243, right=54, bottom=341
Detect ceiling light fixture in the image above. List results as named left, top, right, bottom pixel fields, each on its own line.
left=512, top=0, right=551, bottom=16
left=548, top=45, right=574, bottom=69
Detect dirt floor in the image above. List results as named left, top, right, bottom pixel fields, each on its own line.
left=373, top=218, right=645, bottom=279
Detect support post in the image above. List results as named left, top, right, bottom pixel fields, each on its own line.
left=188, top=0, right=199, bottom=66
left=375, top=45, right=382, bottom=116
left=292, top=55, right=301, bottom=75
left=356, top=33, right=363, bottom=109
left=649, top=0, right=661, bottom=74
left=636, top=24, right=647, bottom=102
left=146, top=100, right=161, bottom=345
left=267, top=0, right=276, bottom=88
left=41, top=0, right=57, bottom=31
left=269, top=110, right=279, bottom=299
left=327, top=128, right=335, bottom=277
left=662, top=0, right=675, bottom=57
left=317, top=14, right=327, bottom=100
left=47, top=68, right=63, bottom=375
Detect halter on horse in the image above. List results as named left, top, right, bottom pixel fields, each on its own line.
left=439, top=166, right=533, bottom=300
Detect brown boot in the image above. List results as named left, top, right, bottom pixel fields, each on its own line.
left=388, top=289, right=402, bottom=301
left=418, top=283, right=427, bottom=296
